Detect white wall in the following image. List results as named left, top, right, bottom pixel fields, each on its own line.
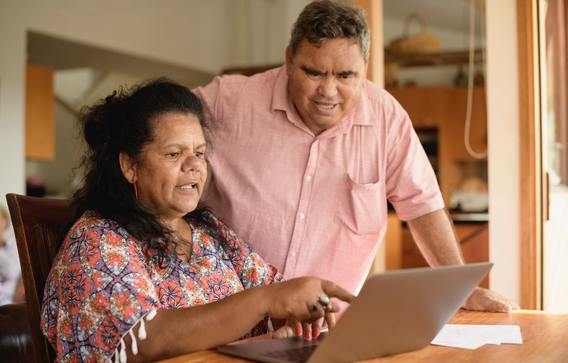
left=0, top=5, right=27, bottom=209
left=486, top=0, right=521, bottom=304
left=25, top=101, right=82, bottom=198
left=0, top=0, right=307, bottom=208
left=226, top=0, right=311, bottom=67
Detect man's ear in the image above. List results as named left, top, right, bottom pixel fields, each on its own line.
left=285, top=46, right=293, bottom=76
left=119, top=152, right=137, bottom=183
left=363, top=62, right=369, bottom=80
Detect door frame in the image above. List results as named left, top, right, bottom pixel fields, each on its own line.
left=517, top=0, right=543, bottom=310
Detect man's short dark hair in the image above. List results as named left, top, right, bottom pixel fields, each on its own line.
left=289, top=0, right=370, bottom=63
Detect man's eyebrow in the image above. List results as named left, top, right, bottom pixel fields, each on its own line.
left=300, top=66, right=356, bottom=77
left=301, top=66, right=323, bottom=74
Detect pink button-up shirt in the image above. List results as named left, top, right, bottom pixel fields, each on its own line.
left=195, top=66, right=443, bottom=294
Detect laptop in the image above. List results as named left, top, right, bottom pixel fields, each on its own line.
left=217, top=262, right=493, bottom=363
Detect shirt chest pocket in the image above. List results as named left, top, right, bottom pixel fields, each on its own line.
left=334, top=174, right=387, bottom=235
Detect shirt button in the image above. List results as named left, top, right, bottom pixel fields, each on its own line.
left=291, top=252, right=296, bottom=257
left=306, top=176, right=312, bottom=181
left=299, top=213, right=305, bottom=219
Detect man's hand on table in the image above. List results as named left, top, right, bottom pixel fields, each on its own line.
left=462, top=286, right=521, bottom=312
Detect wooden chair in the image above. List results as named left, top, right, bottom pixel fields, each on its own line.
left=6, top=193, right=72, bottom=363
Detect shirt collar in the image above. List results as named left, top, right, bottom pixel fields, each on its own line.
left=271, top=65, right=290, bottom=113
left=271, top=66, right=314, bottom=135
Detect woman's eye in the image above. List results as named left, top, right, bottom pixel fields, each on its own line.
left=167, top=152, right=179, bottom=158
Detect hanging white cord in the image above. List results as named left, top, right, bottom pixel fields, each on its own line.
left=464, top=3, right=488, bottom=159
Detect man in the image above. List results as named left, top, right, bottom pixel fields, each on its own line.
left=196, top=0, right=518, bottom=313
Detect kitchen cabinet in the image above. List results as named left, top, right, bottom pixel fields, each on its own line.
left=367, top=212, right=403, bottom=276
left=442, top=87, right=487, bottom=161
left=401, top=222, right=489, bottom=288
left=386, top=87, right=445, bottom=129
left=25, top=63, right=55, bottom=161
left=386, top=85, right=487, bottom=207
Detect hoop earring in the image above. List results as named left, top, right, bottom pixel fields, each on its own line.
left=134, top=182, right=138, bottom=200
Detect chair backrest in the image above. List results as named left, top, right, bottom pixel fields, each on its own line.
left=6, top=193, right=72, bottom=363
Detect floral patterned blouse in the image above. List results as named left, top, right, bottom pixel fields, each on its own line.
left=41, top=210, right=284, bottom=363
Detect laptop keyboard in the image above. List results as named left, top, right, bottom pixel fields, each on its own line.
left=261, top=345, right=319, bottom=363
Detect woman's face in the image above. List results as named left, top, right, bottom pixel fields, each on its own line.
left=124, top=113, right=207, bottom=223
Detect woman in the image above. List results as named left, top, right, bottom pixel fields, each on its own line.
left=40, top=78, right=353, bottom=363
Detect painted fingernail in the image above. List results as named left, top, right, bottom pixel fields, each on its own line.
left=305, top=332, right=311, bottom=339
left=313, top=328, right=319, bottom=339
left=295, top=327, right=302, bottom=336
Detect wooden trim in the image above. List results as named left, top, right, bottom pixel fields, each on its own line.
left=352, top=0, right=383, bottom=87
left=517, top=0, right=542, bottom=310
left=353, top=0, right=387, bottom=273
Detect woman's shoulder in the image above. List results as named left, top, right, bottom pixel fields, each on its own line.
left=67, top=210, right=133, bottom=244
left=191, top=209, right=224, bottom=230
left=56, top=210, right=147, bottom=275
left=69, top=210, right=106, bottom=231
left=190, top=209, right=240, bottom=248
left=198, top=209, right=218, bottom=222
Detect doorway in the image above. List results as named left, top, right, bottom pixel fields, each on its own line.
left=538, top=0, right=568, bottom=313
left=24, top=31, right=215, bottom=199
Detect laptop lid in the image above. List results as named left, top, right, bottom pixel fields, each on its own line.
left=218, top=262, right=493, bottom=363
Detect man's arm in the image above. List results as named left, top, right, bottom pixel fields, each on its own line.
left=406, top=208, right=463, bottom=266
left=407, top=208, right=520, bottom=312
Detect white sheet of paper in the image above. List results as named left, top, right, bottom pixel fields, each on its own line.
left=431, top=324, right=523, bottom=350
left=431, top=324, right=487, bottom=345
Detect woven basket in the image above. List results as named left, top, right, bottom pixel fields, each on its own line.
left=388, top=12, right=442, bottom=54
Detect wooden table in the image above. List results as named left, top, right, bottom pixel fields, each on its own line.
left=159, top=309, right=568, bottom=363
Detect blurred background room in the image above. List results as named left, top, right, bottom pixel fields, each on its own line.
left=0, top=0, right=566, bottom=313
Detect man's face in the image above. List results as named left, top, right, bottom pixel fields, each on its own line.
left=286, top=37, right=368, bottom=136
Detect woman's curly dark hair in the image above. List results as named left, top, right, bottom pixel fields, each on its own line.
left=69, top=77, right=224, bottom=258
